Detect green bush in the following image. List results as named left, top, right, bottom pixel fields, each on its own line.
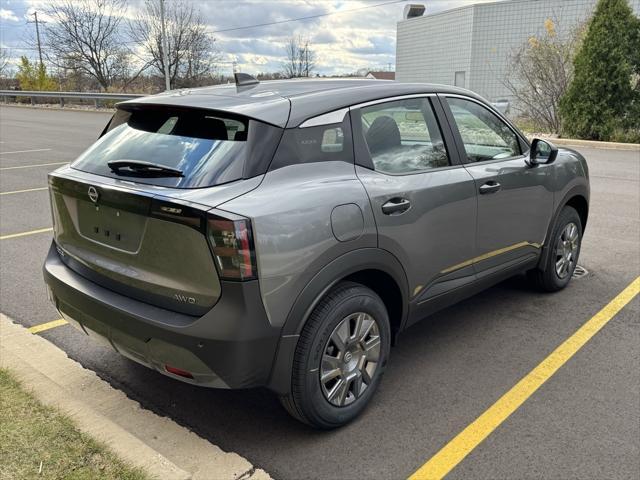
left=559, top=0, right=640, bottom=141
left=610, top=128, right=640, bottom=143
left=16, top=56, right=57, bottom=91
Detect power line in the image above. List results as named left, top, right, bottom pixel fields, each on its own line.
left=208, top=0, right=407, bottom=34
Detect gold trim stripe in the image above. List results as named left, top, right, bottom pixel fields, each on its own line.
left=440, top=241, right=542, bottom=275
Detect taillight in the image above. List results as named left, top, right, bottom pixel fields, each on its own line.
left=206, top=214, right=257, bottom=281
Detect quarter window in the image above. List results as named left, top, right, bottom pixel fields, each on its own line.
left=268, top=115, right=353, bottom=171
left=359, top=98, right=449, bottom=174
left=446, top=97, right=520, bottom=162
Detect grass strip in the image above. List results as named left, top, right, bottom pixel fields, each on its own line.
left=0, top=368, right=150, bottom=480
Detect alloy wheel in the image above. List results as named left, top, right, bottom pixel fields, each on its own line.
left=554, top=222, right=580, bottom=279
left=320, top=312, right=381, bottom=407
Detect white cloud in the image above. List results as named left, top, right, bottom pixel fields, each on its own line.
left=0, top=8, right=19, bottom=21
left=3, top=0, right=509, bottom=77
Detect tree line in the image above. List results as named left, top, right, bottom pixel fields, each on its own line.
left=3, top=0, right=318, bottom=93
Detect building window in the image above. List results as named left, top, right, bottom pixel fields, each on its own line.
left=454, top=71, right=466, bottom=88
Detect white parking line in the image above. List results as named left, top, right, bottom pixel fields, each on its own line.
left=0, top=148, right=52, bottom=155
left=0, top=187, right=49, bottom=196
left=0, top=162, right=67, bottom=171
left=0, top=227, right=53, bottom=240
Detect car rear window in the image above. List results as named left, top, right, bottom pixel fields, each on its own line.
left=71, top=107, right=280, bottom=188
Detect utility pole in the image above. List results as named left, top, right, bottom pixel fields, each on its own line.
left=28, top=11, right=44, bottom=67
left=159, top=0, right=171, bottom=91
left=304, top=42, right=309, bottom=77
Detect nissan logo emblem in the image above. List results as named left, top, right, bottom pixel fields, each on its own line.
left=87, top=186, right=99, bottom=203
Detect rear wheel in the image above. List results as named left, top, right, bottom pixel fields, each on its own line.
left=529, top=206, right=582, bottom=292
left=280, top=282, right=391, bottom=429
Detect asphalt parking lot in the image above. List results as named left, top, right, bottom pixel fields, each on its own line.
left=1, top=105, right=638, bottom=479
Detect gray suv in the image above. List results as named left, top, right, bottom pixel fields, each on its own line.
left=43, top=77, right=589, bottom=428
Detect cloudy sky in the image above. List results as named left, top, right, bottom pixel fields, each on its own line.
left=0, top=0, right=497, bottom=76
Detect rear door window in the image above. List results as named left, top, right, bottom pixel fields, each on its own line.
left=358, top=97, right=450, bottom=174
left=71, top=107, right=279, bottom=188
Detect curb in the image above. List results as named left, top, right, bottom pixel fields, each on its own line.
left=533, top=135, right=640, bottom=151
left=0, top=314, right=271, bottom=480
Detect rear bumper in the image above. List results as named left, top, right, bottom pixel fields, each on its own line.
left=43, top=242, right=281, bottom=389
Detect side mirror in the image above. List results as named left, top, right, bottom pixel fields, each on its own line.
left=527, top=138, right=558, bottom=166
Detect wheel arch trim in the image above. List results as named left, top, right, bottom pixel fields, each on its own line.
left=267, top=247, right=409, bottom=394
left=538, top=184, right=589, bottom=271
left=283, top=248, right=409, bottom=336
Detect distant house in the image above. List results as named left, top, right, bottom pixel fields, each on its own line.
left=366, top=71, right=395, bottom=80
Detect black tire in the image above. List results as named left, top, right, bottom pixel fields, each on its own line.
left=280, top=281, right=391, bottom=429
left=529, top=206, right=582, bottom=292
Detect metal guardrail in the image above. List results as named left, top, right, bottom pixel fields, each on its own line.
left=0, top=90, right=145, bottom=107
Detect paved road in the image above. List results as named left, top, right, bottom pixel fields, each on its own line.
left=1, top=105, right=638, bottom=479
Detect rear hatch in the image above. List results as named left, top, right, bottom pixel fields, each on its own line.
left=49, top=105, right=283, bottom=315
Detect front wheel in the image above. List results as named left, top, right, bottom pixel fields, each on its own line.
left=280, top=282, right=391, bottom=429
left=529, top=205, right=582, bottom=292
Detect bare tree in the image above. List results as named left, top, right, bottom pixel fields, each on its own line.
left=41, top=0, right=131, bottom=90
left=504, top=18, right=584, bottom=133
left=282, top=35, right=316, bottom=78
left=129, top=0, right=219, bottom=88
left=0, top=48, right=10, bottom=77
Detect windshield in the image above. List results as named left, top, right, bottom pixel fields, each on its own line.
left=71, top=107, right=253, bottom=188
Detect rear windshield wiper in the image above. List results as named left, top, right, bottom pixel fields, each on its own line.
left=107, top=160, right=184, bottom=178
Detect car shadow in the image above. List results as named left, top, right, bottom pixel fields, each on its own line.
left=88, top=273, right=546, bottom=470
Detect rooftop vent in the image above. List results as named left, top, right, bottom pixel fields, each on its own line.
left=403, top=4, right=425, bottom=19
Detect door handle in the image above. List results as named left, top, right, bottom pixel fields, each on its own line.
left=382, top=198, right=411, bottom=215
left=479, top=181, right=501, bottom=194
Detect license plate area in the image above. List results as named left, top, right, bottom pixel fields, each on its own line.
left=77, top=200, right=146, bottom=252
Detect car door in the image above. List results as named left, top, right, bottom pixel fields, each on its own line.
left=351, top=95, right=478, bottom=310
left=440, top=95, right=554, bottom=274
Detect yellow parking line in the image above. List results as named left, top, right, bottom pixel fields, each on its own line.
left=0, top=162, right=67, bottom=171
left=0, top=187, right=48, bottom=196
left=409, top=276, right=640, bottom=480
left=0, top=227, right=53, bottom=240
left=27, top=318, right=67, bottom=333
left=28, top=318, right=68, bottom=334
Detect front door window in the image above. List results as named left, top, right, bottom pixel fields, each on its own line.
left=446, top=97, right=521, bottom=162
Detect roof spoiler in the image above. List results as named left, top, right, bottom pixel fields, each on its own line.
left=234, top=73, right=260, bottom=88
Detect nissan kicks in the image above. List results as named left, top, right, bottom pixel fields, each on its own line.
left=43, top=76, right=589, bottom=428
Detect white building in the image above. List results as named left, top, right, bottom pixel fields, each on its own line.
left=396, top=0, right=640, bottom=111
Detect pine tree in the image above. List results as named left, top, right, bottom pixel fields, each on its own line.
left=559, top=0, right=640, bottom=140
